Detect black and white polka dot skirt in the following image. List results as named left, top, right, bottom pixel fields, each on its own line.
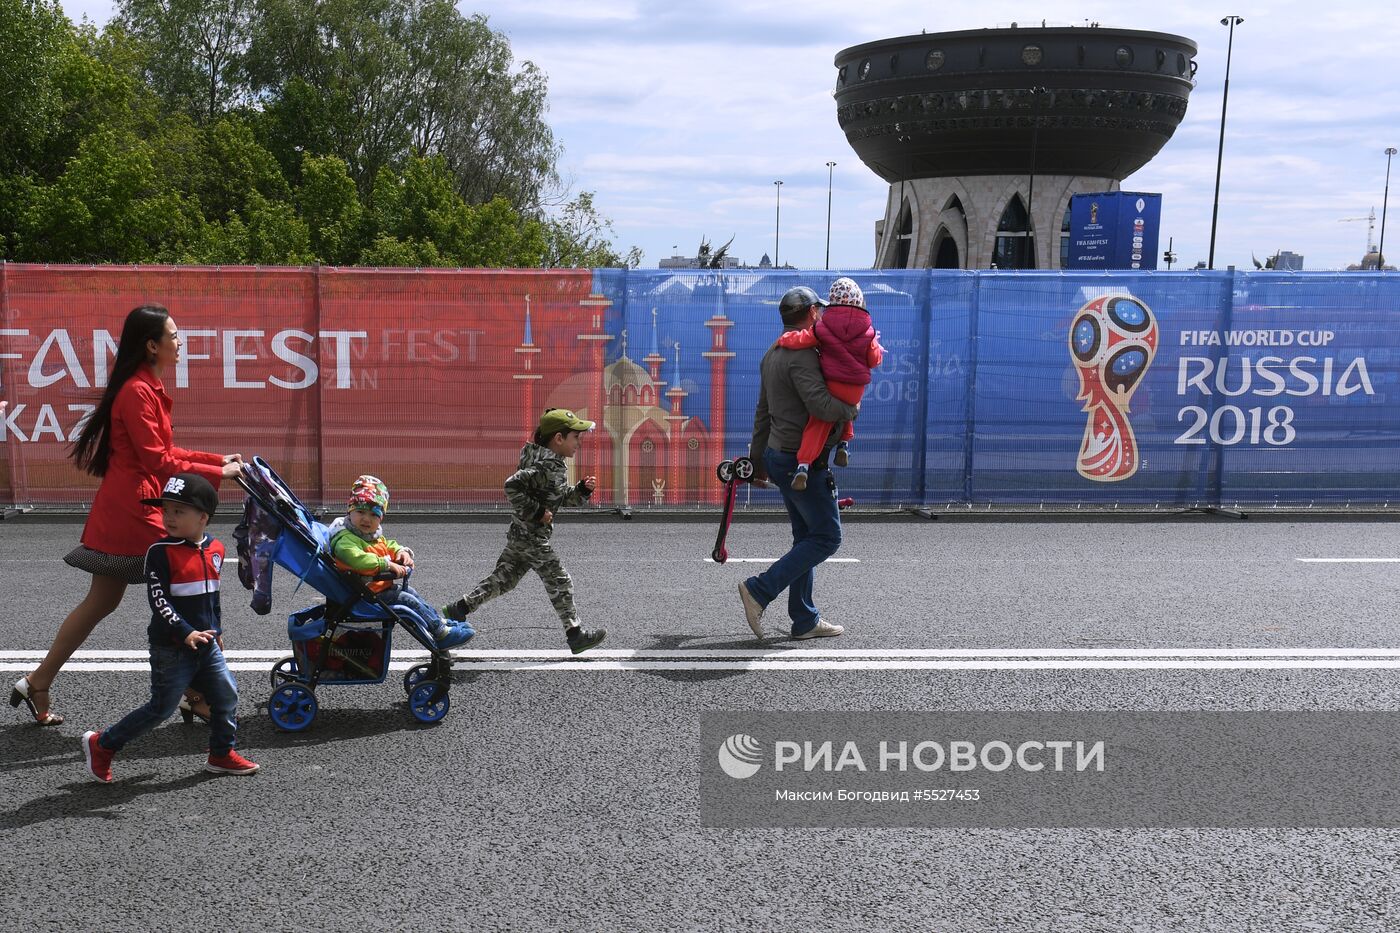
left=63, top=546, right=146, bottom=585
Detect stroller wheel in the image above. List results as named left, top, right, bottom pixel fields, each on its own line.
left=407, top=679, right=450, bottom=724
left=270, top=655, right=300, bottom=689
left=268, top=683, right=318, bottom=732
left=403, top=663, right=432, bottom=695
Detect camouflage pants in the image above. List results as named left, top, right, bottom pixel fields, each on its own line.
left=459, top=533, right=577, bottom=630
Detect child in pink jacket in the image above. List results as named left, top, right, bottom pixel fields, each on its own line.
left=775, top=277, right=883, bottom=490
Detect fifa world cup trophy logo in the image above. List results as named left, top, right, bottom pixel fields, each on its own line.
left=1069, top=295, right=1158, bottom=482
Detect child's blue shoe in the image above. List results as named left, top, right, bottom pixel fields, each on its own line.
left=834, top=441, right=850, bottom=468
left=790, top=464, right=810, bottom=491
left=435, top=622, right=475, bottom=651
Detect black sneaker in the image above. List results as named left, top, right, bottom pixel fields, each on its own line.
left=440, top=601, right=469, bottom=623
left=566, top=626, right=607, bottom=654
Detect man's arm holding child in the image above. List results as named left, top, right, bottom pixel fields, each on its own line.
left=791, top=351, right=860, bottom=423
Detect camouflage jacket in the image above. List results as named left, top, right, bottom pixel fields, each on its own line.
left=504, top=442, right=591, bottom=536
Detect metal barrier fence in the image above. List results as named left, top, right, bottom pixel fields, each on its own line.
left=2, top=264, right=1397, bottom=509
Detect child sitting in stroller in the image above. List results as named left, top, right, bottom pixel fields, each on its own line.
left=329, top=475, right=473, bottom=651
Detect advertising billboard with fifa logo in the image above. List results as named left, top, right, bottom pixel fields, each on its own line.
left=1066, top=192, right=1162, bottom=270
left=2, top=264, right=1398, bottom=509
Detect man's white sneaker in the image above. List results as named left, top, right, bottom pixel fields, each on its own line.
left=738, top=582, right=765, bottom=640
left=794, top=619, right=844, bottom=640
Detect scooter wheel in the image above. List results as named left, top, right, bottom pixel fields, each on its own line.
left=712, top=547, right=727, bottom=564
left=716, top=460, right=735, bottom=483
left=733, top=457, right=755, bottom=481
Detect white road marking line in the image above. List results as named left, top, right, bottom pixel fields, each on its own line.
left=703, top=558, right=861, bottom=563
left=7, top=648, right=1400, bottom=672
left=1293, top=554, right=1394, bottom=563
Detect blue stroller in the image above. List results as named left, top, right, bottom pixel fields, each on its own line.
left=234, top=457, right=458, bottom=730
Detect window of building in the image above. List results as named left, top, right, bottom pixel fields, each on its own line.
left=1059, top=206, right=1072, bottom=269
left=894, top=200, right=913, bottom=268
left=992, top=195, right=1035, bottom=270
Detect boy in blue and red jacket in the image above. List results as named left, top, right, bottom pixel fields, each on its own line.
left=82, top=473, right=259, bottom=782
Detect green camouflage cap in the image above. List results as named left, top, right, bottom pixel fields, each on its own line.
left=537, top=408, right=595, bottom=437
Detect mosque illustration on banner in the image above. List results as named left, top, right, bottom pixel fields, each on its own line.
left=508, top=289, right=735, bottom=507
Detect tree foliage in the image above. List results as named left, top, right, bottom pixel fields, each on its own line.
left=0, top=0, right=640, bottom=267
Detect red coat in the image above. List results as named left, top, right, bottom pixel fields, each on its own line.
left=80, top=366, right=224, bottom=556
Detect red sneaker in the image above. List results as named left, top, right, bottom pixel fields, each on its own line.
left=82, top=730, right=114, bottom=783
left=205, top=749, right=260, bottom=775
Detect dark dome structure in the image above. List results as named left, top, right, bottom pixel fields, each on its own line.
left=833, top=25, right=1198, bottom=270
left=834, top=26, right=1198, bottom=183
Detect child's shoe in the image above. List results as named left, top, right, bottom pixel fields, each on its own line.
left=834, top=442, right=849, bottom=467
left=434, top=621, right=475, bottom=651
left=790, top=464, right=810, bottom=490
left=441, top=600, right=469, bottom=623
left=566, top=626, right=607, bottom=654
left=81, top=730, right=113, bottom=783
left=206, top=749, right=260, bottom=775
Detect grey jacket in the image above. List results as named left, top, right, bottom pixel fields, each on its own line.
left=749, top=335, right=861, bottom=463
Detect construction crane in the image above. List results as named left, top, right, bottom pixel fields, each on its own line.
left=1338, top=208, right=1377, bottom=253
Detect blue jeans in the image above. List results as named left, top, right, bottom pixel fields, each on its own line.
left=100, top=641, right=239, bottom=756
left=382, top=584, right=473, bottom=643
left=744, top=449, right=843, bottom=636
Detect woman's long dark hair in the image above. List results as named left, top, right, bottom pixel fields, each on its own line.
left=70, top=305, right=170, bottom=477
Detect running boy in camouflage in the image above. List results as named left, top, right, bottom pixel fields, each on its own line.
left=442, top=409, right=606, bottom=654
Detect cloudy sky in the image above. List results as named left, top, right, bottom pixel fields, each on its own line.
left=59, top=1, right=1400, bottom=271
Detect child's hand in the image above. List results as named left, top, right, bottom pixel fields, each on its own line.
left=398, top=550, right=415, bottom=569
left=541, top=509, right=554, bottom=525
left=581, top=476, right=597, bottom=493
left=387, top=561, right=409, bottom=578
left=185, top=629, right=216, bottom=651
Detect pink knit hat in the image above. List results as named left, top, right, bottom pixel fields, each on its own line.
left=827, top=277, right=865, bottom=309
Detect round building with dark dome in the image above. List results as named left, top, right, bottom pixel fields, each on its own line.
left=834, top=25, right=1197, bottom=269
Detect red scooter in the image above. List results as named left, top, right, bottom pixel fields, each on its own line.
left=711, top=457, right=853, bottom=564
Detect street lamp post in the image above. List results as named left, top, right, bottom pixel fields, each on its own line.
left=1026, top=86, right=1046, bottom=269
left=1208, top=15, right=1244, bottom=270
left=1381, top=147, right=1397, bottom=271
left=825, top=162, right=836, bottom=270
left=773, top=180, right=783, bottom=268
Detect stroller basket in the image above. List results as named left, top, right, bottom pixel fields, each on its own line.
left=288, top=605, right=392, bottom=684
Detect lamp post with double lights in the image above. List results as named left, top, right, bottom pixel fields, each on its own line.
left=825, top=162, right=837, bottom=269
left=1208, top=15, right=1244, bottom=269
left=773, top=180, right=783, bottom=268
left=1381, top=147, right=1397, bottom=271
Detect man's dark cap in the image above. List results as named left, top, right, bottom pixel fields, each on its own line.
left=778, top=285, right=828, bottom=321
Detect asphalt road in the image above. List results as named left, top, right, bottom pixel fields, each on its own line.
left=3, top=515, right=1400, bottom=931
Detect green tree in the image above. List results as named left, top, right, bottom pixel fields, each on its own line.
left=248, top=0, right=559, bottom=211
left=544, top=192, right=642, bottom=268
left=114, top=0, right=252, bottom=124
left=0, top=0, right=68, bottom=174
left=13, top=127, right=206, bottom=262
left=297, top=153, right=362, bottom=265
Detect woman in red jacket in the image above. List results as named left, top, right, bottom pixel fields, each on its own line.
left=9, top=305, right=243, bottom=725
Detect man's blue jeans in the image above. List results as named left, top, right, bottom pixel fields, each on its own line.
left=744, top=449, right=843, bottom=636
left=100, top=641, right=239, bottom=756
